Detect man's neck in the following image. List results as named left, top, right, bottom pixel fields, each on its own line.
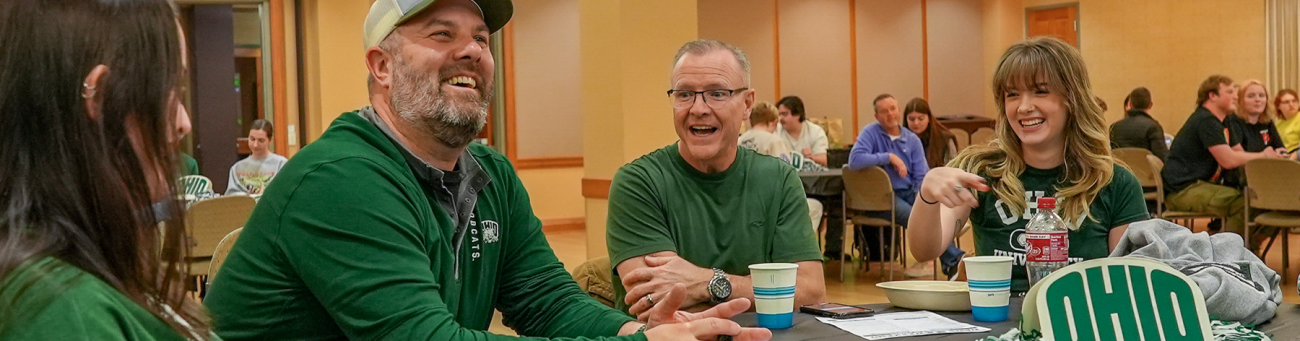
left=1205, top=103, right=1228, bottom=121
left=881, top=124, right=901, bottom=136
left=251, top=151, right=272, bottom=159
left=784, top=121, right=803, bottom=136
left=678, top=144, right=737, bottom=174
left=753, top=123, right=777, bottom=133
left=372, top=98, right=463, bottom=171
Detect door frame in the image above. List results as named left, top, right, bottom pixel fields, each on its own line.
left=1025, top=3, right=1081, bottom=48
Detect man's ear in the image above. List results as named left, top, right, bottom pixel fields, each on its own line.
left=365, top=46, right=396, bottom=90
left=82, top=64, right=110, bottom=121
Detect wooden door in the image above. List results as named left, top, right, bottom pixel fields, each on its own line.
left=1027, top=5, right=1078, bottom=47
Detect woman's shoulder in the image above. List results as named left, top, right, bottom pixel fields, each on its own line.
left=1, top=257, right=186, bottom=340
left=1106, top=163, right=1141, bottom=188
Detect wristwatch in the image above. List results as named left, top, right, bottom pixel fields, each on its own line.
left=707, top=268, right=731, bottom=305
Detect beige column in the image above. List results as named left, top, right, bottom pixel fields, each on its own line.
left=579, top=0, right=697, bottom=257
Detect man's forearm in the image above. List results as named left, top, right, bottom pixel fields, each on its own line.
left=811, top=153, right=829, bottom=166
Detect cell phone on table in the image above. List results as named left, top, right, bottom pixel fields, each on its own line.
left=800, top=302, right=875, bottom=319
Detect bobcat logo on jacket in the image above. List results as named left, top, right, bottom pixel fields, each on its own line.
left=482, top=220, right=499, bottom=244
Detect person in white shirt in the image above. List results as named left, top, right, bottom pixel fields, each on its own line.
left=776, top=96, right=830, bottom=167
left=226, top=119, right=289, bottom=195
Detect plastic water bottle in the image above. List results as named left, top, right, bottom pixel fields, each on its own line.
left=1026, top=197, right=1069, bottom=289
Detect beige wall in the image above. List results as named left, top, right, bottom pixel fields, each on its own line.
left=698, top=0, right=779, bottom=104
left=927, top=0, right=986, bottom=117
left=301, top=0, right=371, bottom=140
left=513, top=0, right=583, bottom=159
left=517, top=167, right=585, bottom=220
left=981, top=0, right=1024, bottom=118
left=779, top=0, right=855, bottom=142
left=856, top=0, right=925, bottom=128
left=1003, top=0, right=1267, bottom=130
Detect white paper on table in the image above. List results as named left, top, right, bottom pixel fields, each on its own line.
left=815, top=311, right=991, bottom=340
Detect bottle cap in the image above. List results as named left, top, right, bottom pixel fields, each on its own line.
left=1037, top=197, right=1056, bottom=209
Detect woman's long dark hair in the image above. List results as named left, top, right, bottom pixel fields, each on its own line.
left=902, top=98, right=954, bottom=169
left=0, top=0, right=207, bottom=337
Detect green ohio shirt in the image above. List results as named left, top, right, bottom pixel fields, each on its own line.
left=969, top=164, right=1148, bottom=292
left=606, top=143, right=822, bottom=312
left=204, top=112, right=637, bottom=341
left=0, top=257, right=192, bottom=341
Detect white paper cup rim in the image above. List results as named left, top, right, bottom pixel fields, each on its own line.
left=749, top=263, right=799, bottom=271
left=962, top=256, right=1014, bottom=264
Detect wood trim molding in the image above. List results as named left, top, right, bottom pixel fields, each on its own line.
left=773, top=0, right=781, bottom=99
left=515, top=156, right=584, bottom=169
left=921, top=0, right=930, bottom=101
left=541, top=217, right=586, bottom=233
left=582, top=178, right=612, bottom=199
left=848, top=0, right=859, bottom=135
left=503, top=22, right=518, bottom=161
left=270, top=0, right=288, bottom=155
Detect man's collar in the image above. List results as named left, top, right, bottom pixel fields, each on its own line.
left=359, top=107, right=485, bottom=183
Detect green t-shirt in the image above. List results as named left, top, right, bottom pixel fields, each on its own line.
left=969, top=164, right=1148, bottom=292
left=606, top=143, right=822, bottom=312
left=0, top=257, right=192, bottom=341
left=180, top=152, right=200, bottom=176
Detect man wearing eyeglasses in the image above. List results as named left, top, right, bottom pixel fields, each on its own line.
left=605, top=39, right=826, bottom=319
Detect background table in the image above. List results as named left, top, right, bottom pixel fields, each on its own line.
left=735, top=299, right=1300, bottom=340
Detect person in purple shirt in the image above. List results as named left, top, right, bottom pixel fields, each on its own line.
left=849, top=94, right=963, bottom=278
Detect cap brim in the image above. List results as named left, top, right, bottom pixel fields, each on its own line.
left=397, top=0, right=513, bottom=34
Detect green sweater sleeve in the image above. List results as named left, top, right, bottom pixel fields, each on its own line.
left=492, top=164, right=637, bottom=339
left=277, top=158, right=642, bottom=341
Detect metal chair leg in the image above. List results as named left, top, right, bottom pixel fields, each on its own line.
left=878, top=227, right=886, bottom=281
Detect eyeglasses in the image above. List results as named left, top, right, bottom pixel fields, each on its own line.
left=666, top=88, right=749, bottom=109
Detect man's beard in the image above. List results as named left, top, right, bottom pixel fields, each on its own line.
left=389, top=56, right=492, bottom=149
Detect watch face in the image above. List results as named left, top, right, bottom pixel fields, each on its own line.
left=710, top=277, right=732, bottom=298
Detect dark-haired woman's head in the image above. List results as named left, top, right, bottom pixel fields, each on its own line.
left=0, top=0, right=205, bottom=335
left=903, top=97, right=933, bottom=135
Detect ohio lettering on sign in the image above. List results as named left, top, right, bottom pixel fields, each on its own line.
left=1020, top=258, right=1212, bottom=341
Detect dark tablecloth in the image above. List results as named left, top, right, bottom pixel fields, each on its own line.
left=735, top=299, right=1300, bottom=340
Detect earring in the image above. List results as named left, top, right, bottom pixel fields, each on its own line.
left=82, top=82, right=96, bottom=99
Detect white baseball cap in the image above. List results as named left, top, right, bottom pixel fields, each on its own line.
left=363, top=0, right=513, bottom=49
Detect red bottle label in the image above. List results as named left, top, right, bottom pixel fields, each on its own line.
left=1026, top=231, right=1068, bottom=262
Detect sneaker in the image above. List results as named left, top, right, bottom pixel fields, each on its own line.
left=942, top=253, right=964, bottom=281
left=903, top=262, right=934, bottom=278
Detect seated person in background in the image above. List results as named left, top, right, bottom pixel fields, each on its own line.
left=899, top=97, right=965, bottom=278
left=903, top=98, right=958, bottom=169
left=608, top=39, right=825, bottom=319
left=849, top=94, right=961, bottom=278
left=909, top=37, right=1149, bottom=293
left=204, top=2, right=767, bottom=340
left=740, top=101, right=793, bottom=160
left=225, top=119, right=288, bottom=195
left=775, top=96, right=830, bottom=167
left=1228, top=80, right=1286, bottom=155
left=1109, top=87, right=1168, bottom=159
left=1163, top=75, right=1284, bottom=249
left=1275, top=89, right=1300, bottom=153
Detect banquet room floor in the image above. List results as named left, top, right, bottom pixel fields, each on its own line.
left=488, top=221, right=1300, bottom=335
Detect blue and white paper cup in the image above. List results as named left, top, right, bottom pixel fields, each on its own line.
left=749, top=263, right=799, bottom=329
left=962, top=256, right=1013, bottom=322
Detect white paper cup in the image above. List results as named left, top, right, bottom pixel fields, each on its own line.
left=962, top=256, right=1012, bottom=322
left=749, top=263, right=799, bottom=329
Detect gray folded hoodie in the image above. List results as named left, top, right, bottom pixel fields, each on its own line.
left=1108, top=219, right=1282, bottom=326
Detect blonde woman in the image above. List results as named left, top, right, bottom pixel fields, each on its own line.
left=1228, top=80, right=1285, bottom=155
left=1275, top=89, right=1300, bottom=153
left=906, top=37, right=1148, bottom=293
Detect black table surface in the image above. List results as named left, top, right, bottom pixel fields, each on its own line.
left=734, top=299, right=1300, bottom=341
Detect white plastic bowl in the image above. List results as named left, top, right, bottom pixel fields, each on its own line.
left=875, top=280, right=972, bottom=312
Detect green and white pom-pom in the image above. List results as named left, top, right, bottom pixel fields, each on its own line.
left=975, top=320, right=1270, bottom=341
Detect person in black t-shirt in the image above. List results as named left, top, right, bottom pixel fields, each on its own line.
left=1163, top=75, right=1284, bottom=249
left=1110, top=87, right=1168, bottom=159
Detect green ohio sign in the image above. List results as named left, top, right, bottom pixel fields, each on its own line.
left=1021, top=258, right=1211, bottom=341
